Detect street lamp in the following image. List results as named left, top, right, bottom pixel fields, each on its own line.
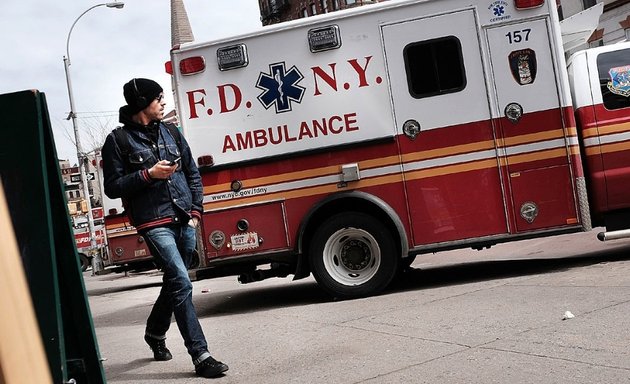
left=63, top=2, right=124, bottom=273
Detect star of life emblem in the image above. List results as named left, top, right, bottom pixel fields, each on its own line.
left=256, top=62, right=305, bottom=113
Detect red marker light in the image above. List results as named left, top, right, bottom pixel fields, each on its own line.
left=180, top=56, right=205, bottom=75
left=514, top=0, right=544, bottom=9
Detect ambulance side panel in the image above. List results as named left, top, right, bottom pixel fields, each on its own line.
left=171, top=0, right=584, bottom=269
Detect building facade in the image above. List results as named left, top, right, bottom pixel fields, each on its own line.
left=259, top=0, right=382, bottom=25
left=257, top=0, right=628, bottom=49
left=560, top=0, right=630, bottom=47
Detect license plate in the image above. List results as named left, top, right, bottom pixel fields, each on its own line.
left=230, top=232, right=260, bottom=251
left=134, top=249, right=147, bottom=257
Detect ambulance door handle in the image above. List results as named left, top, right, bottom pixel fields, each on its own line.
left=402, top=119, right=421, bottom=140
left=504, top=102, right=523, bottom=124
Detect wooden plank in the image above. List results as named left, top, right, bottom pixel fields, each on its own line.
left=0, top=180, right=52, bottom=384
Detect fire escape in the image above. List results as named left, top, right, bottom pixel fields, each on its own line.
left=261, top=0, right=290, bottom=25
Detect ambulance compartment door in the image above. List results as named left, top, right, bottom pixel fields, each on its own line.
left=486, top=19, right=579, bottom=233
left=382, top=9, right=509, bottom=247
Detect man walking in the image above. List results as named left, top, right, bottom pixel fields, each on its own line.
left=102, top=78, right=228, bottom=378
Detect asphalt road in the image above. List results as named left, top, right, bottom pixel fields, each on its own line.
left=86, top=229, right=630, bottom=383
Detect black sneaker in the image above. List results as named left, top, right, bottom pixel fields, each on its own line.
left=195, top=356, right=229, bottom=378
left=144, top=335, right=173, bottom=361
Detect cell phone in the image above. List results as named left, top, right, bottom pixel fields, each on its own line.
left=168, top=157, right=181, bottom=166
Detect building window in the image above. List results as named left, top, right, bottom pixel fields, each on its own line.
left=403, top=36, right=467, bottom=99
left=588, top=28, right=604, bottom=49
left=311, top=3, right=317, bottom=15
left=625, top=28, right=630, bottom=41
left=302, top=8, right=308, bottom=17
left=346, top=0, right=356, bottom=5
left=320, top=0, right=328, bottom=13
left=596, top=47, right=630, bottom=111
left=589, top=39, right=603, bottom=48
left=582, top=0, right=596, bottom=8
left=332, top=0, right=340, bottom=10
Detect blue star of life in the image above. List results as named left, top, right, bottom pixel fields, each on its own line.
left=493, top=5, right=504, bottom=16
left=256, top=62, right=306, bottom=113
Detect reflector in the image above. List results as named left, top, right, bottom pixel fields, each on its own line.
left=179, top=56, right=205, bottom=75
left=514, top=0, right=544, bottom=9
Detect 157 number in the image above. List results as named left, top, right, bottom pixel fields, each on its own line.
left=506, top=29, right=531, bottom=44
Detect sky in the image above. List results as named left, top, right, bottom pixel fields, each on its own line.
left=0, top=1, right=262, bottom=165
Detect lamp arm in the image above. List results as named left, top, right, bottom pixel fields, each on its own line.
left=65, top=4, right=106, bottom=65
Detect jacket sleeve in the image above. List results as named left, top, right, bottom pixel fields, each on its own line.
left=178, top=133, right=204, bottom=218
left=102, top=132, right=154, bottom=200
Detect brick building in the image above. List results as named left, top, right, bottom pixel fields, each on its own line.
left=256, top=0, right=628, bottom=50
left=259, top=0, right=383, bottom=26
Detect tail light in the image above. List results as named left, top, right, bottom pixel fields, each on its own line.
left=180, top=56, right=205, bottom=75
left=514, top=0, right=544, bottom=9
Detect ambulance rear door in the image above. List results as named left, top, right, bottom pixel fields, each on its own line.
left=486, top=18, right=580, bottom=232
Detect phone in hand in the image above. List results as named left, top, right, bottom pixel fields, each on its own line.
left=168, top=157, right=181, bottom=166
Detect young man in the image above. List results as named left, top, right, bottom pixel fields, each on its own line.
left=101, top=78, right=228, bottom=379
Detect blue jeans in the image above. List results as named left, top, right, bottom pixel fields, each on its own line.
left=142, top=225, right=210, bottom=365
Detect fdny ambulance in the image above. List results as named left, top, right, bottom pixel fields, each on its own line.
left=103, top=0, right=630, bottom=298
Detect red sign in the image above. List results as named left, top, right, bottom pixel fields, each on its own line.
left=92, top=207, right=104, bottom=220
left=74, top=229, right=105, bottom=251
left=62, top=166, right=80, bottom=175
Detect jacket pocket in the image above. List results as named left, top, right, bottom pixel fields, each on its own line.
left=128, top=149, right=155, bottom=170
left=165, top=144, right=180, bottom=162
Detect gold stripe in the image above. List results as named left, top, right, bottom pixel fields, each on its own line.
left=582, top=122, right=630, bottom=139
left=500, top=129, right=566, bottom=147
left=585, top=140, right=630, bottom=157
left=400, top=140, right=495, bottom=163
left=505, top=148, right=570, bottom=165
left=404, top=159, right=498, bottom=180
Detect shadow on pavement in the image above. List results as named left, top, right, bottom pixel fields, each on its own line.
left=198, top=244, right=630, bottom=317
left=391, top=245, right=630, bottom=292
left=91, top=243, right=630, bottom=323
left=104, top=358, right=193, bottom=382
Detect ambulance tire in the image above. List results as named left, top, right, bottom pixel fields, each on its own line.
left=309, top=212, right=398, bottom=300
left=79, top=253, right=91, bottom=272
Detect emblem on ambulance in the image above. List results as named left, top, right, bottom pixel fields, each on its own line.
left=256, top=62, right=305, bottom=113
left=509, top=49, right=537, bottom=86
left=607, top=65, right=630, bottom=97
left=209, top=230, right=226, bottom=250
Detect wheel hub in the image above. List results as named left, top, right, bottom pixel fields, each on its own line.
left=340, top=239, right=370, bottom=271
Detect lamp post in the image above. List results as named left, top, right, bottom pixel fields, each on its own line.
left=63, top=2, right=124, bottom=273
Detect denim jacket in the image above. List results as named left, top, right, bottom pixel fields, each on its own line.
left=102, top=108, right=203, bottom=232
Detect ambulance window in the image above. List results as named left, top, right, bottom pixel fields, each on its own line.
left=403, top=36, right=466, bottom=99
left=596, top=48, right=630, bottom=110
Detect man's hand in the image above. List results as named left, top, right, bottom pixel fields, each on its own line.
left=148, top=160, right=178, bottom=179
left=189, top=217, right=199, bottom=228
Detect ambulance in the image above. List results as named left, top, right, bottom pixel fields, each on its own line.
left=103, top=0, right=630, bottom=298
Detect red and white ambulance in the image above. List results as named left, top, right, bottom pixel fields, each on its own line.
left=102, top=0, right=630, bottom=298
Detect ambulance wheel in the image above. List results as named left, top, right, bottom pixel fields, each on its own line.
left=309, top=212, right=398, bottom=299
left=79, top=253, right=91, bottom=272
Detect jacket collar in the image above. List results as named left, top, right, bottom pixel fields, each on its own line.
left=119, top=106, right=161, bottom=134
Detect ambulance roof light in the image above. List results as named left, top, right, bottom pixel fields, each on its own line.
left=514, top=0, right=544, bottom=9
left=179, top=56, right=205, bottom=75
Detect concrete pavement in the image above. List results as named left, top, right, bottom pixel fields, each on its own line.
left=86, top=230, right=630, bottom=383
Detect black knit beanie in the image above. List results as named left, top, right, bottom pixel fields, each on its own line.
left=123, top=78, right=163, bottom=114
